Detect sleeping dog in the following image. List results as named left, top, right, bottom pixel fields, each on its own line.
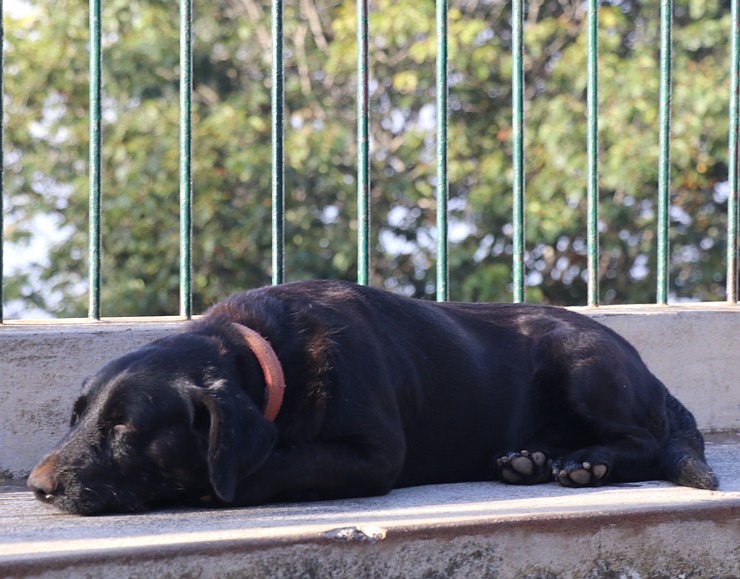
left=28, top=280, right=718, bottom=515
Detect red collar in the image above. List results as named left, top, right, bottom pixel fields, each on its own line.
left=231, top=323, right=286, bottom=422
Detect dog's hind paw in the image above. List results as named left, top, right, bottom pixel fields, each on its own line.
left=674, top=456, right=719, bottom=490
left=552, top=459, right=608, bottom=487
left=496, top=450, right=552, bottom=484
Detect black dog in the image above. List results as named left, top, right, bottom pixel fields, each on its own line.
left=28, top=280, right=718, bottom=515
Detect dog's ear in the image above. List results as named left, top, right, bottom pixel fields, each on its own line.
left=191, top=381, right=277, bottom=502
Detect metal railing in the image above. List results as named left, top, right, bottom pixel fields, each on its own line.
left=0, top=0, right=739, bottom=321
left=728, top=0, right=740, bottom=304
left=0, top=0, right=4, bottom=319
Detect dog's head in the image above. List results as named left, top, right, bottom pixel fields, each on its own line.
left=27, top=333, right=277, bottom=515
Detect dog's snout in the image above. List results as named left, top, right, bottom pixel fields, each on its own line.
left=27, top=455, right=61, bottom=504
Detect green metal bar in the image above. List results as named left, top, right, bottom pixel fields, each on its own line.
left=0, top=0, right=4, bottom=322
left=656, top=0, right=673, bottom=305
left=356, top=0, right=370, bottom=286
left=586, top=0, right=599, bottom=306
left=435, top=0, right=449, bottom=302
left=729, top=0, right=740, bottom=303
left=511, top=0, right=525, bottom=303
left=271, top=0, right=285, bottom=286
left=179, top=0, right=193, bottom=318
left=88, top=0, right=102, bottom=319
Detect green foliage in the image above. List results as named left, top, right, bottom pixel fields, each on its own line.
left=2, top=0, right=735, bottom=317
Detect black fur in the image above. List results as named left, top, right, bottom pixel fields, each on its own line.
left=28, top=280, right=718, bottom=515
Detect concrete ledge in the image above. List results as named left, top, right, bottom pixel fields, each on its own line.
left=1, top=309, right=738, bottom=578
left=1, top=433, right=738, bottom=578
left=577, top=304, right=740, bottom=434
left=0, top=320, right=183, bottom=478
left=1, top=305, right=739, bottom=478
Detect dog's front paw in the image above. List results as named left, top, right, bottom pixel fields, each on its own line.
left=552, top=458, right=608, bottom=487
left=496, top=450, right=552, bottom=484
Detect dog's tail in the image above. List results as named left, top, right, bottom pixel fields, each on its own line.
left=662, top=391, right=719, bottom=490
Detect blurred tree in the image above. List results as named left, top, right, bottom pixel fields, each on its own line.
left=2, top=0, right=734, bottom=316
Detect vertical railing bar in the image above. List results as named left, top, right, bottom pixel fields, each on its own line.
left=728, top=0, right=740, bottom=304
left=0, top=0, right=4, bottom=322
left=88, top=0, right=102, bottom=319
left=511, top=0, right=526, bottom=303
left=271, top=0, right=285, bottom=285
left=656, top=0, right=673, bottom=305
left=586, top=0, right=599, bottom=306
left=179, top=0, right=193, bottom=318
left=356, top=0, right=370, bottom=286
left=435, top=0, right=449, bottom=302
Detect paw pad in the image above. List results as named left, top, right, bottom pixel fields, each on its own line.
left=554, top=461, right=608, bottom=487
left=497, top=450, right=551, bottom=485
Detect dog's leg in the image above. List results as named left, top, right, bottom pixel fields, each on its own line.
left=496, top=434, right=662, bottom=488
left=222, top=442, right=405, bottom=506
left=546, top=397, right=717, bottom=489
left=517, top=327, right=687, bottom=488
left=549, top=430, right=668, bottom=487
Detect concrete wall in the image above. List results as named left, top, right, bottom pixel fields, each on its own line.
left=1, top=306, right=738, bottom=479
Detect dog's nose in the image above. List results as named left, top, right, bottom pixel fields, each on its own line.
left=27, top=456, right=61, bottom=504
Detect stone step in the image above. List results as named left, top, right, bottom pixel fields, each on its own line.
left=1, top=433, right=738, bottom=578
